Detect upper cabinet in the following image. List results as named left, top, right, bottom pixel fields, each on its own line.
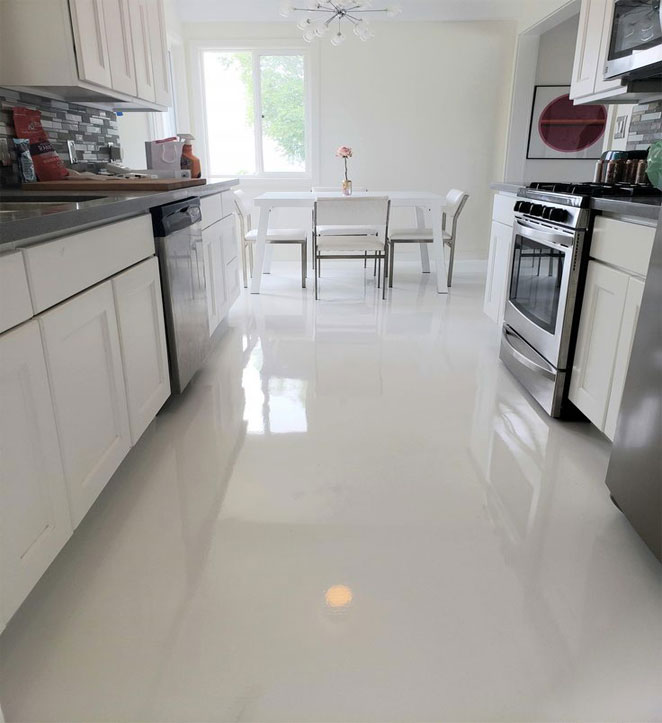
left=570, top=0, right=662, bottom=105
left=0, top=0, right=170, bottom=110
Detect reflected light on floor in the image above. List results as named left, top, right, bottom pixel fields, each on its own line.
left=325, top=584, right=353, bottom=609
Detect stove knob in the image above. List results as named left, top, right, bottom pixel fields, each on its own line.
left=531, top=204, right=544, bottom=217
left=549, top=208, right=568, bottom=223
left=541, top=206, right=553, bottom=219
left=514, top=201, right=524, bottom=212
left=520, top=202, right=532, bottom=214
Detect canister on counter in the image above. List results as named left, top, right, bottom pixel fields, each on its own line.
left=594, top=159, right=605, bottom=183
left=635, top=159, right=649, bottom=185
left=624, top=159, right=638, bottom=184
left=604, top=159, right=624, bottom=184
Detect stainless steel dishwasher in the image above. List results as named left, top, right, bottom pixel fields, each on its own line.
left=151, top=198, right=209, bottom=394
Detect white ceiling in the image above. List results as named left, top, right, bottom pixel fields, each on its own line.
left=175, top=0, right=568, bottom=24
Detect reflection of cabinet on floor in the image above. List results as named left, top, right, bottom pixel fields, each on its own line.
left=569, top=216, right=654, bottom=441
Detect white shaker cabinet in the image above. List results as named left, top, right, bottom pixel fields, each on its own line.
left=570, top=0, right=607, bottom=100
left=603, top=276, right=645, bottom=441
left=129, top=0, right=157, bottom=103
left=104, top=0, right=138, bottom=96
left=203, top=223, right=228, bottom=336
left=39, top=282, right=131, bottom=528
left=483, top=220, right=513, bottom=325
left=569, top=261, right=630, bottom=432
left=147, top=0, right=171, bottom=107
left=113, top=257, right=170, bottom=445
left=69, top=0, right=112, bottom=88
left=0, top=321, right=73, bottom=627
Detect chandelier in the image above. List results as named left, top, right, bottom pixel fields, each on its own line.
left=280, top=1, right=402, bottom=45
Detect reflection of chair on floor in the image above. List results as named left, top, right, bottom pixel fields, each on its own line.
left=233, top=190, right=308, bottom=289
left=388, top=189, right=469, bottom=288
left=314, top=197, right=391, bottom=300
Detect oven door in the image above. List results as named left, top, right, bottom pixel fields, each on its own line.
left=504, top=219, right=574, bottom=367
left=605, top=0, right=662, bottom=80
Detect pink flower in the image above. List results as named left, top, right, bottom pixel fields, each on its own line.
left=336, top=146, right=353, bottom=158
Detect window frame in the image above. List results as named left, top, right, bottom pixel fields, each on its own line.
left=190, top=39, right=319, bottom=182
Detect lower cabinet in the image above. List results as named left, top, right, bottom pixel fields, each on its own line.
left=203, top=214, right=240, bottom=336
left=569, top=260, right=644, bottom=440
left=0, top=321, right=73, bottom=626
left=39, top=281, right=132, bottom=528
left=483, top=219, right=513, bottom=324
left=113, top=257, right=170, bottom=444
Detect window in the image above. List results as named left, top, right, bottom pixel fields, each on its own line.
left=201, top=49, right=309, bottom=177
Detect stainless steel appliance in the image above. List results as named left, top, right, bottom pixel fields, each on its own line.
left=151, top=198, right=209, bottom=394
left=605, top=0, right=662, bottom=80
left=500, top=187, right=591, bottom=418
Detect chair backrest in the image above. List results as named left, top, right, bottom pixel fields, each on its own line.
left=314, top=197, right=390, bottom=233
left=312, top=186, right=368, bottom=192
left=233, top=189, right=251, bottom=237
left=443, top=189, right=469, bottom=240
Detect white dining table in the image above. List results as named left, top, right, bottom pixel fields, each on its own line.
left=250, top=191, right=448, bottom=294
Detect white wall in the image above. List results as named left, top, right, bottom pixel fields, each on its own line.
left=522, top=13, right=598, bottom=183
left=184, top=20, right=518, bottom=261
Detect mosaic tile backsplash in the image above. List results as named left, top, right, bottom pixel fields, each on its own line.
left=627, top=99, right=662, bottom=152
left=0, top=88, right=120, bottom=186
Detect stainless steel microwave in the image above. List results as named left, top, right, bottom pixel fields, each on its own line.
left=605, top=0, right=662, bottom=80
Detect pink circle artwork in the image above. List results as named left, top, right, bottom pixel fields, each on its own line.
left=538, top=94, right=607, bottom=153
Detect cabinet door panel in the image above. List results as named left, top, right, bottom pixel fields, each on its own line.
left=569, top=261, right=629, bottom=429
left=104, top=0, right=137, bottom=96
left=40, top=282, right=131, bottom=528
left=202, top=224, right=227, bottom=336
left=225, top=256, right=241, bottom=311
left=594, top=0, right=624, bottom=95
left=70, top=0, right=112, bottom=88
left=128, top=0, right=156, bottom=102
left=113, top=258, right=170, bottom=445
left=147, top=0, right=171, bottom=106
left=483, top=220, right=512, bottom=325
left=0, top=321, right=72, bottom=625
left=570, top=0, right=605, bottom=99
left=604, top=276, right=645, bottom=441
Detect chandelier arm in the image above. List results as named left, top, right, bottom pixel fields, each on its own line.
left=292, top=7, right=339, bottom=12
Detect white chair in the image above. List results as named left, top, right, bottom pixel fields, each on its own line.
left=314, top=197, right=391, bottom=300
left=233, top=190, right=308, bottom=289
left=388, top=189, right=469, bottom=288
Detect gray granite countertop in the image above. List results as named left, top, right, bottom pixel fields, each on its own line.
left=491, top=182, right=524, bottom=195
left=0, top=178, right=239, bottom=250
left=591, top=196, right=661, bottom=223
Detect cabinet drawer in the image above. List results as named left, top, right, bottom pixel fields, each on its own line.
left=23, top=214, right=154, bottom=313
left=492, top=193, right=516, bottom=227
left=590, top=216, right=655, bottom=277
left=0, top=251, right=34, bottom=333
left=200, top=194, right=223, bottom=229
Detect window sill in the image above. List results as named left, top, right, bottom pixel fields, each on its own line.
left=209, top=175, right=315, bottom=188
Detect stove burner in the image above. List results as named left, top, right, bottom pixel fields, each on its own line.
left=527, top=182, right=662, bottom=198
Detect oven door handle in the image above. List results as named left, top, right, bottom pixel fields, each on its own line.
left=514, top=219, right=573, bottom=250
left=502, top=327, right=556, bottom=380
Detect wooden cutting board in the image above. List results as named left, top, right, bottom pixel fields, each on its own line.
left=22, top=177, right=207, bottom=192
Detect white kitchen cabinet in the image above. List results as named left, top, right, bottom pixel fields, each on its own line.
left=39, top=282, right=131, bottom=528
left=603, top=276, right=645, bottom=441
left=69, top=0, right=112, bottom=88
left=104, top=0, right=138, bottom=96
left=129, top=0, right=156, bottom=103
left=570, top=0, right=607, bottom=100
left=147, top=0, right=171, bottom=107
left=483, top=219, right=513, bottom=325
left=113, top=257, right=170, bottom=445
left=202, top=223, right=228, bottom=336
left=0, top=321, right=73, bottom=627
left=569, top=261, right=630, bottom=430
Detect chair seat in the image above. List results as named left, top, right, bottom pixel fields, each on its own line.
left=389, top=228, right=452, bottom=241
left=245, top=228, right=307, bottom=243
left=317, top=234, right=384, bottom=251
left=317, top=224, right=380, bottom=236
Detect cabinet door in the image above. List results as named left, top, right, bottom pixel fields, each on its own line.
left=113, top=257, right=170, bottom=445
left=147, top=0, right=171, bottom=106
left=202, top=223, right=227, bottom=336
left=69, top=0, right=112, bottom=88
left=128, top=0, right=156, bottom=102
left=570, top=0, right=606, bottom=100
left=39, top=282, right=131, bottom=528
left=603, top=276, right=645, bottom=441
left=0, top=321, right=72, bottom=626
left=103, top=0, right=137, bottom=96
left=593, top=0, right=624, bottom=96
left=569, top=261, right=629, bottom=430
left=483, top=220, right=512, bottom=324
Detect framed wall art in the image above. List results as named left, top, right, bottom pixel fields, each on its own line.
left=527, top=85, right=607, bottom=160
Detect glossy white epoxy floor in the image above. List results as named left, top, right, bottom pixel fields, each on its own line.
left=1, top=262, right=661, bottom=723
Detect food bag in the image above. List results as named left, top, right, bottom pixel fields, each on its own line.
left=12, top=107, right=68, bottom=181
left=646, top=141, right=662, bottom=191
left=145, top=137, right=185, bottom=171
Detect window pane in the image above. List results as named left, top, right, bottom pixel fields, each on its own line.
left=203, top=51, right=256, bottom=176
left=259, top=55, right=306, bottom=173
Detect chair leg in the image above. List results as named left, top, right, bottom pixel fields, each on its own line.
left=446, top=239, right=456, bottom=288
left=364, top=251, right=367, bottom=268
left=382, top=247, right=388, bottom=300
left=301, top=243, right=306, bottom=289
left=389, top=242, right=395, bottom=288
left=373, top=253, right=377, bottom=276
left=248, top=243, right=254, bottom=275
left=314, top=253, right=319, bottom=299
left=241, top=242, right=248, bottom=289
left=377, top=255, right=381, bottom=288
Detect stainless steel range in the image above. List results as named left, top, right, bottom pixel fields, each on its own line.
left=500, top=185, right=592, bottom=418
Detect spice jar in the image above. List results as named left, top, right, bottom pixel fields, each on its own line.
left=594, top=159, right=605, bottom=183
left=635, top=159, right=649, bottom=185
left=624, top=159, right=638, bottom=184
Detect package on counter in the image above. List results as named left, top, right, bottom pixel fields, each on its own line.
left=12, top=106, right=68, bottom=181
left=12, top=139, right=37, bottom=183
